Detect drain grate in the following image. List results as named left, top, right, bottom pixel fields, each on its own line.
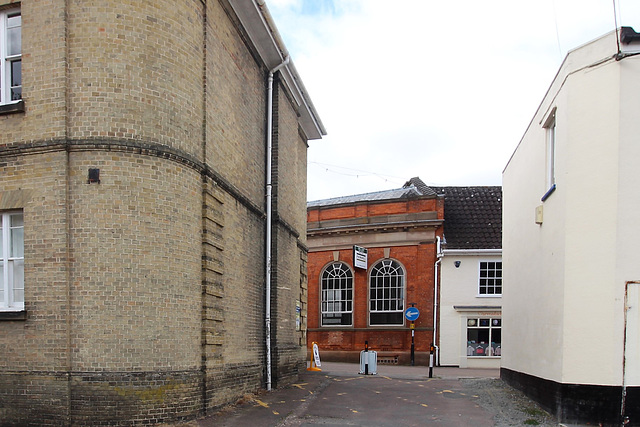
left=377, top=355, right=398, bottom=365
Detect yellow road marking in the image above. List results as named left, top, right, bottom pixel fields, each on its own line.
left=253, top=399, right=269, bottom=408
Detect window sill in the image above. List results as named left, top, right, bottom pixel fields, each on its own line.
left=0, top=100, right=25, bottom=115
left=541, top=184, right=556, bottom=202
left=0, top=310, right=26, bottom=320
left=467, top=356, right=501, bottom=359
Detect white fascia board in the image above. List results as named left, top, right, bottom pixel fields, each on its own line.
left=442, top=249, right=502, bottom=257
left=227, top=0, right=326, bottom=140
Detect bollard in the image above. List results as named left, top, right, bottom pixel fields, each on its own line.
left=364, top=341, right=369, bottom=375
left=429, top=343, right=435, bottom=378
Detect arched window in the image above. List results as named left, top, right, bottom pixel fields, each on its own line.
left=321, top=262, right=353, bottom=326
left=369, top=259, right=405, bottom=325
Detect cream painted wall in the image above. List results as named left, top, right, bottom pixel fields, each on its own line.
left=503, top=30, right=640, bottom=387
left=560, top=59, right=621, bottom=385
left=439, top=252, right=501, bottom=368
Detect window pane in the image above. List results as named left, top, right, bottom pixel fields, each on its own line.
left=0, top=262, right=4, bottom=304
left=11, top=225, right=23, bottom=258
left=7, top=24, right=21, bottom=56
left=11, top=60, right=21, bottom=100
left=10, top=214, right=22, bottom=228
left=492, top=328, right=502, bottom=345
left=467, top=328, right=490, bottom=356
left=12, top=259, right=24, bottom=303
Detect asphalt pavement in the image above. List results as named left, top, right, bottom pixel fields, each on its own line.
left=187, top=362, right=560, bottom=427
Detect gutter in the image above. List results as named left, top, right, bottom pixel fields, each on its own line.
left=433, top=236, right=443, bottom=366
left=265, top=55, right=290, bottom=392
left=231, top=0, right=326, bottom=139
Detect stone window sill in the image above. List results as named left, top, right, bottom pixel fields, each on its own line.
left=0, top=310, right=26, bottom=320
left=0, top=100, right=25, bottom=115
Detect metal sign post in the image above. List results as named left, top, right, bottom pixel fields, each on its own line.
left=404, top=305, right=420, bottom=367
left=410, top=322, right=415, bottom=366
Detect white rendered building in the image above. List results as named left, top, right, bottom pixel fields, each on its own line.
left=502, top=27, right=640, bottom=424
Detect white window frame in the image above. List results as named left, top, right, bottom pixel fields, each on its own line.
left=320, top=262, right=354, bottom=327
left=369, top=259, right=405, bottom=326
left=478, top=260, right=502, bottom=296
left=544, top=109, right=556, bottom=192
left=0, top=7, right=21, bottom=106
left=1, top=211, right=24, bottom=311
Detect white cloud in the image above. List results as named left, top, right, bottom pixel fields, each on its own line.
left=267, top=0, right=640, bottom=200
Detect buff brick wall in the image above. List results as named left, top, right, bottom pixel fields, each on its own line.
left=66, top=0, right=205, bottom=157
left=205, top=0, right=266, bottom=205
left=0, top=0, right=66, bottom=145
left=271, top=81, right=308, bottom=384
left=0, top=0, right=310, bottom=424
left=67, top=152, right=203, bottom=372
left=0, top=152, right=70, bottom=423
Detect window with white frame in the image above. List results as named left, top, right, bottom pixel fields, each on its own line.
left=1, top=211, right=24, bottom=311
left=479, top=261, right=502, bottom=295
left=544, top=109, right=556, bottom=191
left=369, top=259, right=404, bottom=325
left=321, top=262, right=353, bottom=326
left=467, top=318, right=501, bottom=357
left=1, top=7, right=21, bottom=105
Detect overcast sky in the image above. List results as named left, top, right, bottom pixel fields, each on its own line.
left=267, top=0, right=640, bottom=201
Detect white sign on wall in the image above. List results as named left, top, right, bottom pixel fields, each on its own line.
left=353, top=245, right=368, bottom=269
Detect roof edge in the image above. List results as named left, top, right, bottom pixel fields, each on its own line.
left=227, top=0, right=326, bottom=140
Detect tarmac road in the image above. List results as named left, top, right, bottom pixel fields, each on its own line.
left=183, top=362, right=559, bottom=427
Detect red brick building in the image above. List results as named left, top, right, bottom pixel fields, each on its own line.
left=306, top=178, right=443, bottom=365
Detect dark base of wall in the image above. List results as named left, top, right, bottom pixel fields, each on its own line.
left=0, top=369, right=202, bottom=426
left=501, top=367, right=640, bottom=425
left=0, top=362, right=301, bottom=426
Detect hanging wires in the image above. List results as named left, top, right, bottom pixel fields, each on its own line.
left=613, top=0, right=622, bottom=57
left=309, top=161, right=405, bottom=185
left=551, top=0, right=563, bottom=61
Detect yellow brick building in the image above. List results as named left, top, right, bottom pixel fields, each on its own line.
left=0, top=0, right=324, bottom=424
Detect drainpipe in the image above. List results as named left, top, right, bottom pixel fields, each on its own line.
left=433, top=236, right=443, bottom=366
left=265, top=55, right=290, bottom=392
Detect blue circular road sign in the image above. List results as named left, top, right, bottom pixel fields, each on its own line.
left=404, top=307, right=420, bottom=321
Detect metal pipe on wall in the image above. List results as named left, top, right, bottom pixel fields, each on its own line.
left=433, top=236, right=443, bottom=366
left=265, top=55, right=289, bottom=392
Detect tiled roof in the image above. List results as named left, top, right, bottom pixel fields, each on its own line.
left=435, top=186, right=502, bottom=250
left=307, top=177, right=436, bottom=208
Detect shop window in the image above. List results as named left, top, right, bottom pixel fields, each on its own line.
left=467, top=318, right=501, bottom=357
